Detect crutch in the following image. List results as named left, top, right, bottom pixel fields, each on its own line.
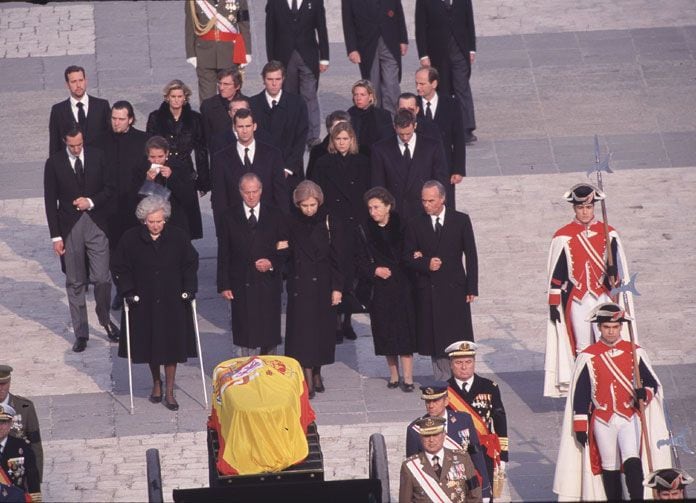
left=183, top=294, right=208, bottom=408
left=123, top=296, right=139, bottom=415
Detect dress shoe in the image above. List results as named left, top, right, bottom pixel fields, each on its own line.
left=163, top=397, right=179, bottom=411
left=149, top=394, right=162, bottom=404
left=72, top=338, right=87, bottom=353
left=343, top=324, right=358, bottom=341
left=313, top=376, right=325, bottom=393
left=111, top=294, right=123, bottom=311
left=387, top=380, right=400, bottom=389
left=103, top=322, right=120, bottom=342
left=464, top=133, right=477, bottom=145
left=401, top=382, right=415, bottom=393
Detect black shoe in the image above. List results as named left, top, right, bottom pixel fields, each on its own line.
left=313, top=376, right=325, bottom=393
left=343, top=324, right=357, bottom=341
left=103, top=322, right=120, bottom=342
left=464, top=133, right=477, bottom=145
left=149, top=394, right=162, bottom=404
left=387, top=380, right=400, bottom=389
left=111, top=294, right=123, bottom=311
left=72, top=338, right=87, bottom=353
left=401, top=382, right=415, bottom=392
left=335, top=330, right=344, bottom=344
left=163, top=397, right=179, bottom=411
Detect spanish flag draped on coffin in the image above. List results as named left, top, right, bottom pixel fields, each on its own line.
left=208, top=356, right=316, bottom=475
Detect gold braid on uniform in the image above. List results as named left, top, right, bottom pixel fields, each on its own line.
left=188, top=0, right=216, bottom=36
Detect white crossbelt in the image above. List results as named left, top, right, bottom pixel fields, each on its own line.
left=196, top=0, right=239, bottom=33
left=406, top=458, right=454, bottom=503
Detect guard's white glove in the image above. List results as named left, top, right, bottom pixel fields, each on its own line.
left=240, top=54, right=252, bottom=68
left=186, top=57, right=197, bottom=68
left=498, top=461, right=506, bottom=472
left=483, top=498, right=490, bottom=503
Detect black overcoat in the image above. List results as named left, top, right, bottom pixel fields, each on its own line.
left=285, top=207, right=343, bottom=367
left=404, top=208, right=478, bottom=355
left=112, top=224, right=199, bottom=365
left=356, top=213, right=416, bottom=355
left=93, top=127, right=149, bottom=248
left=217, top=204, right=287, bottom=349
left=146, top=102, right=209, bottom=238
left=348, top=105, right=392, bottom=155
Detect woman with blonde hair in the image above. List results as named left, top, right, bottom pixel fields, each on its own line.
left=347, top=79, right=392, bottom=155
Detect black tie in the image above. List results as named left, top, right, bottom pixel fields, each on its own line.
left=271, top=99, right=278, bottom=109
left=291, top=0, right=298, bottom=15
left=425, top=101, right=433, bottom=121
left=432, top=455, right=442, bottom=478
left=403, top=142, right=411, bottom=162
left=248, top=207, right=257, bottom=228
left=435, top=216, right=442, bottom=236
left=76, top=102, right=86, bottom=127
left=444, top=0, right=452, bottom=8
left=244, top=147, right=252, bottom=169
left=74, top=157, right=85, bottom=191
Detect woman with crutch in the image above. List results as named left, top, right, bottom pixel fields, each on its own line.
left=111, top=195, right=199, bottom=411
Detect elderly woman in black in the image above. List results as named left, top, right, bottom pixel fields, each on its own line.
left=309, top=122, right=370, bottom=342
left=146, top=79, right=209, bottom=239
left=285, top=181, right=343, bottom=398
left=112, top=195, right=199, bottom=411
left=348, top=79, right=392, bottom=155
left=357, top=187, right=416, bottom=391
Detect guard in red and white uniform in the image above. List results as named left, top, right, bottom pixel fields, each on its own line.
left=553, top=303, right=672, bottom=501
left=544, top=183, right=636, bottom=398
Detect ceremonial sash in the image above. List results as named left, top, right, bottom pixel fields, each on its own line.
left=0, top=465, right=12, bottom=486
left=405, top=458, right=453, bottom=503
left=447, top=387, right=501, bottom=464
left=412, top=424, right=461, bottom=450
left=195, top=0, right=247, bottom=64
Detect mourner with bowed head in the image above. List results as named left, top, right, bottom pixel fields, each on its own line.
left=285, top=180, right=344, bottom=398
left=357, top=186, right=416, bottom=390
left=146, top=79, right=209, bottom=239
left=348, top=79, right=393, bottom=155
left=111, top=196, right=199, bottom=412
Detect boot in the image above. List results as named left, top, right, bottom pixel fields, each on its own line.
left=624, top=457, right=644, bottom=500
left=601, top=469, right=622, bottom=501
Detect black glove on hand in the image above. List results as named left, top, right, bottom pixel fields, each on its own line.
left=181, top=292, right=195, bottom=301
left=125, top=295, right=140, bottom=306
left=606, top=263, right=618, bottom=278
left=575, top=431, right=588, bottom=446
left=550, top=305, right=561, bottom=323
left=635, top=387, right=647, bottom=401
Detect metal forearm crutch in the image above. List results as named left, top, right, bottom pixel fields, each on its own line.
left=185, top=295, right=208, bottom=408
left=123, top=297, right=138, bottom=415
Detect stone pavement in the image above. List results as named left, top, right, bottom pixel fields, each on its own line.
left=0, top=1, right=695, bottom=501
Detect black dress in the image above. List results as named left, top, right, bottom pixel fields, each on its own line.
left=112, top=224, right=199, bottom=365
left=348, top=105, right=393, bottom=155
left=285, top=207, right=344, bottom=367
left=146, top=102, right=209, bottom=239
left=357, top=212, right=416, bottom=355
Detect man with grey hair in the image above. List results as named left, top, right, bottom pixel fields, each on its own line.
left=404, top=180, right=478, bottom=380
left=217, top=173, right=288, bottom=356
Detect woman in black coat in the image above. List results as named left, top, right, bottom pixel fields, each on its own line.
left=112, top=195, right=199, bottom=411
left=309, top=122, right=370, bottom=342
left=285, top=180, right=344, bottom=398
left=357, top=187, right=416, bottom=391
left=133, top=136, right=198, bottom=239
left=348, top=79, right=393, bottom=156
left=146, top=79, right=209, bottom=239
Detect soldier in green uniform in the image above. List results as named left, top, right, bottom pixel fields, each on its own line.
left=185, top=0, right=252, bottom=102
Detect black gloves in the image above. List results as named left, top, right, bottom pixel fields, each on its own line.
left=125, top=295, right=140, bottom=306
left=575, top=431, right=588, bottom=446
left=606, top=263, right=618, bottom=278
left=181, top=292, right=195, bottom=301
left=550, top=305, right=561, bottom=323
left=635, top=387, right=647, bottom=401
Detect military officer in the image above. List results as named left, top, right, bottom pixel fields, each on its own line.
left=445, top=342, right=507, bottom=495
left=544, top=183, right=636, bottom=398
left=0, top=405, right=41, bottom=502
left=399, top=416, right=482, bottom=503
left=0, top=366, right=42, bottom=484
left=185, top=0, right=252, bottom=102
left=406, top=383, right=491, bottom=500
left=644, top=468, right=693, bottom=500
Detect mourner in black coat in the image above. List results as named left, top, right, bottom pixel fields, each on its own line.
left=199, top=67, right=243, bottom=147
left=217, top=174, right=288, bottom=354
left=348, top=80, right=393, bottom=155
left=48, top=66, right=110, bottom=155
left=404, top=181, right=478, bottom=380
left=285, top=181, right=344, bottom=396
left=370, top=110, right=449, bottom=222
left=92, top=102, right=149, bottom=249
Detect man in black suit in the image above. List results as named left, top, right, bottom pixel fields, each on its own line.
left=0, top=405, right=41, bottom=500
left=48, top=65, right=111, bottom=155
left=249, top=61, right=309, bottom=197
left=200, top=67, right=243, bottom=149
left=265, top=0, right=329, bottom=147
left=211, top=109, right=289, bottom=234
left=217, top=173, right=288, bottom=356
left=43, top=127, right=118, bottom=352
left=342, top=0, right=408, bottom=114
left=92, top=101, right=148, bottom=310
left=370, top=109, right=449, bottom=222
left=415, top=0, right=478, bottom=143
left=396, top=92, right=442, bottom=144
left=404, top=181, right=478, bottom=380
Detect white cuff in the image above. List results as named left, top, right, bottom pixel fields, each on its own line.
left=51, top=237, right=63, bottom=243
left=319, top=60, right=329, bottom=66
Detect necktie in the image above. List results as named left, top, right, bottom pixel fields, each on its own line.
left=432, top=455, right=442, bottom=478
left=248, top=207, right=257, bottom=228
left=74, top=157, right=85, bottom=191
left=403, top=142, right=411, bottom=162
left=435, top=216, right=442, bottom=235
left=76, top=101, right=86, bottom=127
left=244, top=147, right=252, bottom=169
left=425, top=101, right=433, bottom=121
left=271, top=99, right=278, bottom=109
left=444, top=0, right=452, bottom=8
left=463, top=380, right=470, bottom=393
left=291, top=0, right=298, bottom=15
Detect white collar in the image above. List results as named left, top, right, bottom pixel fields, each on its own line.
left=70, top=94, right=89, bottom=107
left=265, top=90, right=282, bottom=107
left=243, top=202, right=260, bottom=217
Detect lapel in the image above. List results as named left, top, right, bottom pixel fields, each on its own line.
left=386, top=136, right=408, bottom=183
left=61, top=98, right=75, bottom=125
left=85, top=95, right=96, bottom=133
left=418, top=452, right=439, bottom=481
left=404, top=135, right=421, bottom=191
left=440, top=450, right=453, bottom=483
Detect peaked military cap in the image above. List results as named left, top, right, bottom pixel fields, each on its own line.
left=420, top=382, right=448, bottom=401
left=415, top=416, right=446, bottom=436
left=0, top=404, right=16, bottom=422
left=445, top=341, right=477, bottom=358
left=0, top=365, right=12, bottom=383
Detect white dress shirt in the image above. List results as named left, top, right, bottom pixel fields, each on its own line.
left=423, top=92, right=439, bottom=118
left=455, top=375, right=474, bottom=393
left=243, top=202, right=260, bottom=221
left=430, top=206, right=446, bottom=232
left=398, top=133, right=417, bottom=156
left=265, top=90, right=283, bottom=109
left=70, top=94, right=89, bottom=122
left=237, top=140, right=256, bottom=164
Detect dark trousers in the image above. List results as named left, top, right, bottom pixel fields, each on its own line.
left=438, top=37, right=476, bottom=131
left=284, top=50, right=320, bottom=140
